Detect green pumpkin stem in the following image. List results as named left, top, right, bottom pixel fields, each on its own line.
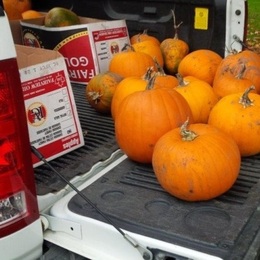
left=239, top=86, right=255, bottom=108
left=180, top=118, right=198, bottom=141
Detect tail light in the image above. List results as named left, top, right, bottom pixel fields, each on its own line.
left=0, top=7, right=39, bottom=238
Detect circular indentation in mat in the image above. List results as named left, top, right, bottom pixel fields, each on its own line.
left=184, top=207, right=231, bottom=233
left=101, top=190, right=125, bottom=202
left=145, top=199, right=171, bottom=214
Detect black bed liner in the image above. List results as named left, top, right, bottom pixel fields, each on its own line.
left=67, top=155, right=260, bottom=259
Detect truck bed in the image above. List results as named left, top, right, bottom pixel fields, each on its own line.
left=38, top=84, right=260, bottom=260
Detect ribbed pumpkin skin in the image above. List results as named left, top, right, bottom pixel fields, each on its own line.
left=178, top=49, right=222, bottom=85
left=208, top=90, right=260, bottom=157
left=115, top=88, right=193, bottom=163
left=152, top=123, right=241, bottom=201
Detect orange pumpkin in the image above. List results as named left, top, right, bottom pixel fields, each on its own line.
left=212, top=63, right=256, bottom=99
left=208, top=86, right=260, bottom=157
left=174, top=74, right=218, bottom=123
left=109, top=44, right=156, bottom=78
left=3, top=0, right=31, bottom=19
left=213, top=50, right=260, bottom=93
left=132, top=40, right=164, bottom=67
left=152, top=60, right=179, bottom=89
left=86, top=71, right=123, bottom=114
left=130, top=29, right=160, bottom=46
left=152, top=120, right=241, bottom=201
left=111, top=69, right=152, bottom=119
left=115, top=77, right=193, bottom=163
left=160, top=10, right=189, bottom=75
left=178, top=49, right=222, bottom=85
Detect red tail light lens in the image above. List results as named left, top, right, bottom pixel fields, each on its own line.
left=0, top=58, right=39, bottom=237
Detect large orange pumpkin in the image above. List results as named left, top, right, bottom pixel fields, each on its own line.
left=178, top=49, right=222, bottom=85
left=152, top=120, right=241, bottom=201
left=174, top=74, right=218, bottom=123
left=115, top=78, right=193, bottom=163
left=109, top=44, right=156, bottom=78
left=208, top=86, right=260, bottom=157
left=86, top=71, right=123, bottom=114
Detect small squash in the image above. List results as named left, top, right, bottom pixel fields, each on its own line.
left=178, top=49, right=222, bottom=85
left=152, top=119, right=241, bottom=201
left=115, top=77, right=193, bottom=163
left=160, top=10, right=189, bottom=75
left=109, top=44, right=156, bottom=78
left=86, top=71, right=123, bottom=114
left=208, top=86, right=260, bottom=157
left=174, top=74, right=218, bottom=123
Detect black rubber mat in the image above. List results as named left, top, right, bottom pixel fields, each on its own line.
left=68, top=154, right=260, bottom=260
left=34, top=84, right=119, bottom=195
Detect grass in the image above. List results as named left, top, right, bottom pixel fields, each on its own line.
left=246, top=0, right=260, bottom=51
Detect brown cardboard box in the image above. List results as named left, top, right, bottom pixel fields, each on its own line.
left=15, top=44, right=84, bottom=167
left=20, top=17, right=130, bottom=84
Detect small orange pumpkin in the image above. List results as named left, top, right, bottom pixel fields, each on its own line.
left=152, top=119, right=241, bottom=201
left=86, top=71, right=123, bottom=114
left=111, top=68, right=154, bottom=119
left=160, top=10, right=189, bottom=75
left=130, top=29, right=161, bottom=46
left=212, top=63, right=256, bottom=99
left=174, top=74, right=218, bottom=123
left=178, top=49, right=222, bottom=85
left=132, top=40, right=164, bottom=67
left=208, top=86, right=260, bottom=157
left=115, top=77, right=193, bottom=163
left=213, top=50, right=260, bottom=93
left=109, top=44, right=156, bottom=78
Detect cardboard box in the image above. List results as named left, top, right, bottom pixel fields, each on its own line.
left=15, top=44, right=85, bottom=167
left=20, top=17, right=130, bottom=84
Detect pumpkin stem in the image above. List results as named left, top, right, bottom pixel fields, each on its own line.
left=176, top=73, right=188, bottom=87
left=142, top=67, right=154, bottom=81
left=239, top=86, right=255, bottom=108
left=87, top=91, right=102, bottom=104
left=146, top=75, right=157, bottom=90
left=121, top=43, right=135, bottom=52
left=154, top=58, right=166, bottom=75
left=235, top=63, right=246, bottom=80
left=171, top=9, right=183, bottom=40
left=180, top=118, right=198, bottom=141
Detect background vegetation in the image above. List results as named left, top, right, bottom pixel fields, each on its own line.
left=246, top=0, right=260, bottom=52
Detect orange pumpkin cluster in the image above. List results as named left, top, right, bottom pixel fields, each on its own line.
left=85, top=11, right=260, bottom=202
